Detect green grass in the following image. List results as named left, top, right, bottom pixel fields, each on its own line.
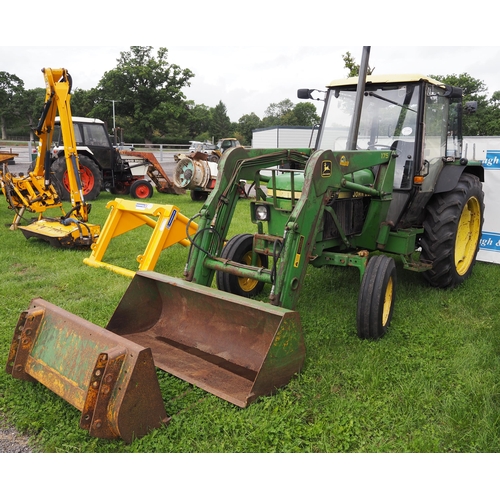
left=1, top=189, right=500, bottom=453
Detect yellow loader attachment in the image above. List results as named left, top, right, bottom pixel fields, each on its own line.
left=105, top=272, right=306, bottom=408
left=83, top=198, right=197, bottom=278
left=6, top=298, right=169, bottom=442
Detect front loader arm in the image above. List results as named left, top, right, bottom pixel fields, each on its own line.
left=271, top=149, right=395, bottom=310
left=184, top=147, right=311, bottom=286
left=270, top=150, right=338, bottom=309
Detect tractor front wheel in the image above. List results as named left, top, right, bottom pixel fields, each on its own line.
left=190, top=189, right=208, bottom=202
left=216, top=233, right=268, bottom=298
left=421, top=173, right=484, bottom=288
left=51, top=155, right=102, bottom=201
left=356, top=255, right=397, bottom=340
left=130, top=179, right=153, bottom=199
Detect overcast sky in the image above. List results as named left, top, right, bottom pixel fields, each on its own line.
left=2, top=45, right=500, bottom=122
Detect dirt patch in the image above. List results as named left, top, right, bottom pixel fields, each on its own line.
left=0, top=413, right=37, bottom=453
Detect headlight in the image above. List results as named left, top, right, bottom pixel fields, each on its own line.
left=255, top=204, right=270, bottom=221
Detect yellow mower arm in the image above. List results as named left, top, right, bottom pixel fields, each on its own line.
left=2, top=68, right=100, bottom=247
left=33, top=68, right=88, bottom=218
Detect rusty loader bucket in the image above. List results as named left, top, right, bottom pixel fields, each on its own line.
left=6, top=298, right=169, bottom=442
left=106, top=272, right=306, bottom=408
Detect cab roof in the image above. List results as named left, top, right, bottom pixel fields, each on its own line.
left=54, top=116, right=105, bottom=124
left=327, top=74, right=445, bottom=89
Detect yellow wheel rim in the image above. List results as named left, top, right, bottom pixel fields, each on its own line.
left=238, top=251, right=261, bottom=292
left=455, top=196, right=481, bottom=276
left=382, top=276, right=394, bottom=326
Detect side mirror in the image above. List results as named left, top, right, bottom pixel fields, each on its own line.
left=443, top=85, right=463, bottom=99
left=297, top=88, right=314, bottom=99
left=464, top=101, right=478, bottom=114
left=297, top=88, right=326, bottom=101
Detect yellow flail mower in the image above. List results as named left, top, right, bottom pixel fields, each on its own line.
left=1, top=68, right=100, bottom=248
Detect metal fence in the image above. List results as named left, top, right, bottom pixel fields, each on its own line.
left=0, top=141, right=191, bottom=165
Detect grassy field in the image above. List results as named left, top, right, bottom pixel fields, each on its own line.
left=1, top=188, right=500, bottom=454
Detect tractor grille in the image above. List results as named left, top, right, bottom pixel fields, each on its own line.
left=323, top=197, right=369, bottom=240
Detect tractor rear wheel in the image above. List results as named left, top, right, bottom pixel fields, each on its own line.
left=109, top=181, right=131, bottom=195
left=51, top=155, right=102, bottom=201
left=356, top=255, right=397, bottom=340
left=216, top=233, right=268, bottom=298
left=421, top=173, right=484, bottom=288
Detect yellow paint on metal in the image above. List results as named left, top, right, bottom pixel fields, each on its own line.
left=455, top=195, right=482, bottom=276
left=84, top=198, right=198, bottom=277
left=327, top=73, right=446, bottom=89
left=382, top=276, right=394, bottom=327
left=274, top=189, right=303, bottom=199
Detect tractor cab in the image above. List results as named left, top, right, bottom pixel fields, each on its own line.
left=216, top=137, right=241, bottom=152
left=304, top=74, right=479, bottom=228
left=53, top=116, right=119, bottom=172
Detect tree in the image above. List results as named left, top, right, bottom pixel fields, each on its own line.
left=259, top=99, right=320, bottom=130
left=92, top=46, right=194, bottom=141
left=431, top=72, right=487, bottom=98
left=70, top=88, right=99, bottom=118
left=262, top=99, right=295, bottom=127
left=342, top=51, right=375, bottom=77
left=209, top=101, right=232, bottom=141
left=0, top=72, right=24, bottom=139
left=186, top=102, right=212, bottom=139
left=237, top=112, right=262, bottom=145
left=430, top=73, right=491, bottom=136
left=15, top=87, right=46, bottom=141
left=287, top=102, right=320, bottom=127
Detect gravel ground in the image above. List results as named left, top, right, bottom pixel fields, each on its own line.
left=0, top=413, right=37, bottom=453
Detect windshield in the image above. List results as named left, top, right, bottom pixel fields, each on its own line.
left=317, top=83, right=421, bottom=189
left=318, top=83, right=420, bottom=152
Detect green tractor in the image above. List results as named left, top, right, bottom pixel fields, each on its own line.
left=111, top=69, right=484, bottom=408
left=185, top=72, right=484, bottom=340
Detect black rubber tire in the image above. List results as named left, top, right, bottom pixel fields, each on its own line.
left=421, top=173, right=484, bottom=289
left=216, top=233, right=269, bottom=298
left=130, top=179, right=154, bottom=199
left=190, top=189, right=208, bottom=202
left=51, top=155, right=102, bottom=201
left=356, top=255, right=397, bottom=340
left=109, top=182, right=131, bottom=195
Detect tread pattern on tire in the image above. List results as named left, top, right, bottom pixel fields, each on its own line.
left=356, top=255, right=396, bottom=340
left=420, top=173, right=484, bottom=289
left=51, top=155, right=102, bottom=201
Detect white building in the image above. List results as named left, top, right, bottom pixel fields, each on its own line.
left=252, top=126, right=318, bottom=149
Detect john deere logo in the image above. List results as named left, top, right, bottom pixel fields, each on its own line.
left=322, top=160, right=332, bottom=177
left=339, top=155, right=349, bottom=167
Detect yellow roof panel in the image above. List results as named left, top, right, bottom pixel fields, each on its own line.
left=327, top=74, right=445, bottom=88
